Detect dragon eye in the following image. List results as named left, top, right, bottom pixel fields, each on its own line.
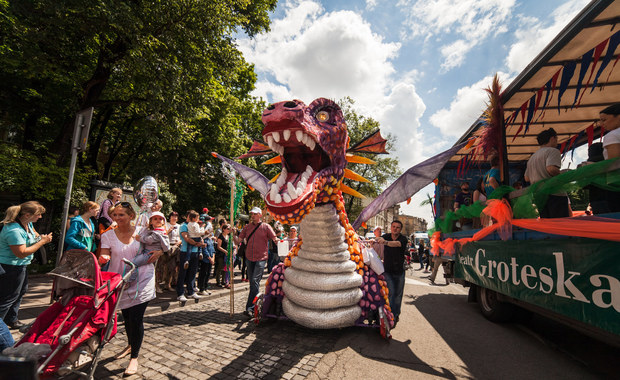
left=316, top=110, right=330, bottom=122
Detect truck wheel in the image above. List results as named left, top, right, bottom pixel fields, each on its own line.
left=477, top=286, right=515, bottom=322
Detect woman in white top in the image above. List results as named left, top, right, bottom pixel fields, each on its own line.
left=99, top=202, right=163, bottom=376
left=598, top=104, right=620, bottom=212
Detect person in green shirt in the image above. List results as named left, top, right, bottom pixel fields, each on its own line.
left=0, top=201, right=52, bottom=329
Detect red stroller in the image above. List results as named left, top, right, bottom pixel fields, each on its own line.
left=13, top=249, right=135, bottom=379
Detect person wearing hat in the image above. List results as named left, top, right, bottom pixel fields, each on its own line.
left=131, top=212, right=171, bottom=283
left=238, top=207, right=277, bottom=318
left=524, top=128, right=569, bottom=218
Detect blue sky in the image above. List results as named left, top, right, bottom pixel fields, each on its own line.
left=237, top=0, right=591, bottom=224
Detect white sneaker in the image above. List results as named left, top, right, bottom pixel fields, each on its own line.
left=197, top=291, right=205, bottom=295
left=177, top=295, right=188, bottom=302
left=190, top=293, right=201, bottom=300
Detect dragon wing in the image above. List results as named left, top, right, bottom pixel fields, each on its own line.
left=212, top=153, right=270, bottom=197
left=352, top=143, right=466, bottom=230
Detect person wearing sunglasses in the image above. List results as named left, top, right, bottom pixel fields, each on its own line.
left=100, top=202, right=163, bottom=376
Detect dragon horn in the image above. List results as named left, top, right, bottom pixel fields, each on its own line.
left=345, top=154, right=377, bottom=165
left=344, top=168, right=370, bottom=183
left=339, top=183, right=366, bottom=198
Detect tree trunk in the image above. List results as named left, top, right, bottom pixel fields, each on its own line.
left=51, top=37, right=128, bottom=163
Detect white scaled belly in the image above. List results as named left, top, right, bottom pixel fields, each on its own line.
left=282, top=204, right=362, bottom=328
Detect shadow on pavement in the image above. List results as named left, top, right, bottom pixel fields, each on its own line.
left=140, top=308, right=338, bottom=379
left=331, top=327, right=460, bottom=379
left=405, top=292, right=620, bottom=380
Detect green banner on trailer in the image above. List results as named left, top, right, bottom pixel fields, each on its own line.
left=454, top=238, right=620, bottom=335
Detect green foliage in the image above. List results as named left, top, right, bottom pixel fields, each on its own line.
left=338, top=97, right=401, bottom=221
left=0, top=143, right=93, bottom=201
left=0, top=0, right=276, bottom=217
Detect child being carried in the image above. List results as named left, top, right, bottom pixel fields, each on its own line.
left=184, top=215, right=205, bottom=269
left=130, top=211, right=170, bottom=282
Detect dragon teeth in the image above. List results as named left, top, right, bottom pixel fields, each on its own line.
left=307, top=138, right=315, bottom=150
left=270, top=183, right=278, bottom=199
left=283, top=129, right=291, bottom=141
left=283, top=193, right=291, bottom=203
left=295, top=130, right=303, bottom=142
left=274, top=193, right=282, bottom=204
left=272, top=131, right=280, bottom=143
left=287, top=182, right=297, bottom=199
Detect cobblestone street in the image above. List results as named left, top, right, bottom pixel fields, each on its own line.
left=94, top=293, right=339, bottom=379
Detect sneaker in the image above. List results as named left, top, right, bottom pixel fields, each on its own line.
left=183, top=261, right=189, bottom=269
left=177, top=295, right=188, bottom=302
left=190, top=293, right=201, bottom=300
left=197, top=291, right=205, bottom=295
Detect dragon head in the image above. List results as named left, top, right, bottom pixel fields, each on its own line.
left=261, top=98, right=348, bottom=224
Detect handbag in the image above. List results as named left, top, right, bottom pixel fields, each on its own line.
left=238, top=222, right=261, bottom=258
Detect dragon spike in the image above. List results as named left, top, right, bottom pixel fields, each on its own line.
left=269, top=172, right=280, bottom=184
left=236, top=140, right=272, bottom=159
left=339, top=183, right=366, bottom=199
left=262, top=155, right=282, bottom=165
left=347, top=129, right=388, bottom=154
left=345, top=154, right=377, bottom=165
left=344, top=168, right=370, bottom=183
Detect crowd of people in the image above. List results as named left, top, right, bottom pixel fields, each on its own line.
left=0, top=191, right=300, bottom=375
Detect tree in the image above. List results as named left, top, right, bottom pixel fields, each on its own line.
left=419, top=193, right=436, bottom=219
left=0, top=0, right=276, bottom=240
left=0, top=0, right=276, bottom=236
left=338, top=97, right=401, bottom=222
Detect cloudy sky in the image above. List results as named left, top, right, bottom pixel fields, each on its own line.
left=237, top=0, right=591, bottom=225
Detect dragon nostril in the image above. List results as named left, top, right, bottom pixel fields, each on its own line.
left=267, top=104, right=276, bottom=110
left=283, top=101, right=297, bottom=108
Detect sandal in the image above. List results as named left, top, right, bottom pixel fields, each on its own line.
left=115, top=345, right=131, bottom=360
left=124, top=358, right=139, bottom=376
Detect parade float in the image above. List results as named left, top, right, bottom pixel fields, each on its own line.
left=428, top=0, right=620, bottom=345
left=213, top=98, right=396, bottom=338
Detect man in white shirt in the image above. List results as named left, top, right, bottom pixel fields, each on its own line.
left=524, top=128, right=569, bottom=218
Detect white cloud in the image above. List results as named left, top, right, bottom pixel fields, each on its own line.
left=374, top=82, right=426, bottom=170
left=439, top=39, right=475, bottom=72
left=366, top=0, right=378, bottom=10
left=240, top=3, right=401, bottom=110
left=253, top=81, right=292, bottom=102
left=429, top=72, right=512, bottom=138
left=239, top=0, right=428, bottom=170
left=397, top=0, right=515, bottom=69
left=506, top=0, right=591, bottom=73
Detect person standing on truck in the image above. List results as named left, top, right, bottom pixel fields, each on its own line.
left=598, top=104, right=620, bottom=212
left=376, top=220, right=408, bottom=326
left=454, top=181, right=473, bottom=230
left=524, top=128, right=570, bottom=218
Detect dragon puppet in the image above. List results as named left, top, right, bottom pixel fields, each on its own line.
left=213, top=98, right=398, bottom=335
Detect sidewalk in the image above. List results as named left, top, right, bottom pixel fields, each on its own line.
left=17, top=271, right=252, bottom=326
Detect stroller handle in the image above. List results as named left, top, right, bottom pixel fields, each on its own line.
left=121, top=259, right=137, bottom=282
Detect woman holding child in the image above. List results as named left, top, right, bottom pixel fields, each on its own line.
left=99, top=202, right=162, bottom=376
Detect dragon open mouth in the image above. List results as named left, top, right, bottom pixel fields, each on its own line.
left=263, top=126, right=331, bottom=215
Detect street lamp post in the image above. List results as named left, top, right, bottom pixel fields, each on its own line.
left=56, top=107, right=93, bottom=266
